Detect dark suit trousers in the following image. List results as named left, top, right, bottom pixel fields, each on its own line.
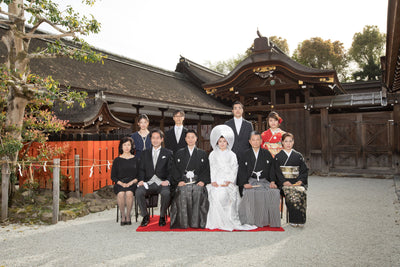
left=136, top=183, right=171, bottom=217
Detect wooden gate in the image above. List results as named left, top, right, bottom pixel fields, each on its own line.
left=328, top=112, right=395, bottom=173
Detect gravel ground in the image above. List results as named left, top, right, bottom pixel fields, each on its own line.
left=1, top=175, right=399, bottom=267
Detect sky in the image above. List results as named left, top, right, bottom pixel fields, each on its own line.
left=1, top=0, right=389, bottom=71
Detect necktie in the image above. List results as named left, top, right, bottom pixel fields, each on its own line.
left=176, top=127, right=181, bottom=143
left=153, top=149, right=159, bottom=169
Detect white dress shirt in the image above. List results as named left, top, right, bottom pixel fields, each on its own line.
left=175, top=125, right=183, bottom=143
left=234, top=117, right=243, bottom=134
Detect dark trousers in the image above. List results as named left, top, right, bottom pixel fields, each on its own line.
left=135, top=183, right=171, bottom=217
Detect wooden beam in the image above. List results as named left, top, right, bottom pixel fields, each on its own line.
left=239, top=83, right=299, bottom=94
left=245, top=103, right=304, bottom=112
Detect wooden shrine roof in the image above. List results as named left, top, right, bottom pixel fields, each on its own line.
left=0, top=26, right=231, bottom=115
left=175, top=56, right=225, bottom=87
left=53, top=98, right=132, bottom=133
left=202, top=36, right=345, bottom=100
left=382, top=0, right=400, bottom=92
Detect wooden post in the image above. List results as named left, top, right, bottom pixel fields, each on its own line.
left=132, top=105, right=144, bottom=132
left=159, top=108, right=168, bottom=132
left=394, top=105, right=400, bottom=173
left=257, top=102, right=263, bottom=132
left=304, top=89, right=311, bottom=164
left=320, top=109, right=329, bottom=174
left=1, top=157, right=10, bottom=220
left=285, top=93, right=290, bottom=104
left=271, top=88, right=276, bottom=106
left=74, top=155, right=80, bottom=198
left=356, top=114, right=364, bottom=169
left=197, top=113, right=203, bottom=149
left=53, top=158, right=60, bottom=224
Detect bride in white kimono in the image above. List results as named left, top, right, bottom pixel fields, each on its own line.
left=206, top=125, right=257, bottom=231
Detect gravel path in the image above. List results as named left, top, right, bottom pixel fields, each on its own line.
left=1, top=176, right=399, bottom=267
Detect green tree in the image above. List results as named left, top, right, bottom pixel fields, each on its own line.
left=269, top=36, right=289, bottom=55
left=348, top=25, right=386, bottom=81
left=0, top=0, right=104, bottom=218
left=205, top=47, right=252, bottom=74
left=293, top=37, right=349, bottom=81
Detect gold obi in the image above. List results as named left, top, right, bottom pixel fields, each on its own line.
left=280, top=166, right=299, bottom=179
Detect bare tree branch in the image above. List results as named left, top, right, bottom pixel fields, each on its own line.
left=29, top=17, right=72, bottom=35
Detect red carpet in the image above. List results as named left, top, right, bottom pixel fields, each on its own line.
left=136, top=215, right=284, bottom=232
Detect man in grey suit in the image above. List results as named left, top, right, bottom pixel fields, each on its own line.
left=225, top=101, right=253, bottom=159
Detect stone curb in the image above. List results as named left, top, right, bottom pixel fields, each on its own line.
left=394, top=175, right=400, bottom=201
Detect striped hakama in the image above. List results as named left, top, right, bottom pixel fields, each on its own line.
left=238, top=178, right=281, bottom=227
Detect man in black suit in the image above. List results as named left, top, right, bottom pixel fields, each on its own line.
left=137, top=129, right=173, bottom=227
left=225, top=101, right=253, bottom=159
left=164, top=110, right=188, bottom=154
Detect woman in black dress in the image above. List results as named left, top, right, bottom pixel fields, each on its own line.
left=111, top=136, right=139, bottom=225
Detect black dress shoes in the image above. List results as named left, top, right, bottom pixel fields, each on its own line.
left=159, top=216, right=166, bottom=226
left=140, top=215, right=150, bottom=227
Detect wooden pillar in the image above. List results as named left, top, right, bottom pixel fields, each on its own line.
left=271, top=89, right=276, bottom=106
left=197, top=113, right=203, bottom=149
left=212, top=115, right=220, bottom=128
left=356, top=113, right=364, bottom=169
left=304, top=89, right=311, bottom=163
left=132, top=105, right=143, bottom=132
left=159, top=108, right=168, bottom=132
left=257, top=102, right=263, bottom=132
left=320, top=108, right=329, bottom=174
left=285, top=93, right=290, bottom=104
left=394, top=105, right=400, bottom=173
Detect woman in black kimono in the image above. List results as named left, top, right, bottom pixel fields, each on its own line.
left=111, top=136, right=139, bottom=225
left=274, top=132, right=308, bottom=227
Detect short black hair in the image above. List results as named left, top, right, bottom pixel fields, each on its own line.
left=232, top=101, right=244, bottom=109
left=249, top=131, right=261, bottom=140
left=185, top=129, right=198, bottom=138
left=150, top=129, right=164, bottom=139
left=118, top=136, right=135, bottom=155
left=173, top=110, right=185, bottom=117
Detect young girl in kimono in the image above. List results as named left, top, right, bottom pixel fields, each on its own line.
left=261, top=111, right=285, bottom=157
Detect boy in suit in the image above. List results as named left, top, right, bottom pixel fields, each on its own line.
left=164, top=110, right=188, bottom=154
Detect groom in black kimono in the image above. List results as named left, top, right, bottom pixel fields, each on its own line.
left=137, top=129, right=173, bottom=227
left=170, top=130, right=210, bottom=229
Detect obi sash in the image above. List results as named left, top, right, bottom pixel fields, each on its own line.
left=280, top=166, right=299, bottom=179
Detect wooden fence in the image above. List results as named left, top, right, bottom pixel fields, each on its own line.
left=19, top=140, right=120, bottom=196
